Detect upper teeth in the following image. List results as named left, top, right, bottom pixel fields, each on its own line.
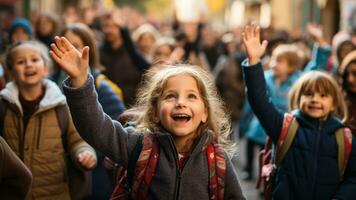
left=174, top=114, right=189, bottom=117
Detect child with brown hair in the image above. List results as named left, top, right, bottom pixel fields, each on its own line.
left=1, top=40, right=97, bottom=199
left=50, top=36, right=246, bottom=199
left=242, top=24, right=356, bottom=199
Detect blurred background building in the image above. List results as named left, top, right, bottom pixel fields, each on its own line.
left=1, top=0, right=355, bottom=42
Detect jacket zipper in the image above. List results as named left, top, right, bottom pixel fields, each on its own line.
left=36, top=115, right=42, bottom=149
left=168, top=136, right=182, bottom=200
left=311, top=121, right=322, bottom=198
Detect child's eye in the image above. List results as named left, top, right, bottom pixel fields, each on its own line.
left=32, top=58, right=39, bottom=62
left=15, top=60, right=24, bottom=65
left=188, top=93, right=197, bottom=99
left=164, top=94, right=175, bottom=99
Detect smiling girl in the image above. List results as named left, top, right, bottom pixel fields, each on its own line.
left=50, top=36, right=246, bottom=200
left=242, top=24, right=356, bottom=200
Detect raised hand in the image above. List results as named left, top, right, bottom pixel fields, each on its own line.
left=306, top=23, right=328, bottom=46
left=242, top=24, right=268, bottom=65
left=50, top=36, right=90, bottom=88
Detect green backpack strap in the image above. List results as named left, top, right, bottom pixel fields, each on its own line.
left=335, top=127, right=352, bottom=179
left=275, top=113, right=299, bottom=166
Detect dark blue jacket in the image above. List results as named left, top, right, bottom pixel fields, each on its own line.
left=242, top=61, right=356, bottom=200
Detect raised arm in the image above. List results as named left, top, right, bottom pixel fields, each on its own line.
left=304, top=23, right=331, bottom=71
left=50, top=36, right=140, bottom=166
left=242, top=24, right=284, bottom=142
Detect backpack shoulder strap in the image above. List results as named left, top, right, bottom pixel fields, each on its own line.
left=131, top=134, right=159, bottom=199
left=275, top=113, right=299, bottom=165
left=126, top=135, right=144, bottom=188
left=55, top=105, right=69, bottom=149
left=110, top=135, right=145, bottom=200
left=0, top=99, right=7, bottom=136
left=335, top=127, right=352, bottom=179
left=206, top=143, right=226, bottom=200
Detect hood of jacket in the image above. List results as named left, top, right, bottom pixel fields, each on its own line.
left=0, top=79, right=66, bottom=115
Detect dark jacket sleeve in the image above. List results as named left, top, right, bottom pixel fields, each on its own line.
left=334, top=136, right=356, bottom=199
left=0, top=136, right=32, bottom=200
left=242, top=60, right=284, bottom=142
left=120, top=27, right=151, bottom=70
left=62, top=75, right=140, bottom=167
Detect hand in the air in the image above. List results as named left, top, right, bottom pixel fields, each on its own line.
left=242, top=24, right=268, bottom=65
left=50, top=36, right=90, bottom=88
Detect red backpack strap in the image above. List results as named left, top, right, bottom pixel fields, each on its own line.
left=206, top=143, right=226, bottom=200
left=335, top=127, right=353, bottom=179
left=275, top=113, right=299, bottom=165
left=110, top=134, right=158, bottom=200
left=131, top=134, right=159, bottom=199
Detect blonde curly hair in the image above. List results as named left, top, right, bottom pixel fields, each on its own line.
left=133, top=63, right=236, bottom=156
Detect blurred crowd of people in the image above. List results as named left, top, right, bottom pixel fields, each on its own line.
left=0, top=4, right=355, bottom=200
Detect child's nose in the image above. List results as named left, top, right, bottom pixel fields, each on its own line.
left=175, top=97, right=186, bottom=107
left=25, top=60, right=33, bottom=67
left=311, top=94, right=320, bottom=101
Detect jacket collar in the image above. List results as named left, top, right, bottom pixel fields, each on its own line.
left=0, top=79, right=66, bottom=115
left=292, top=109, right=344, bottom=133
left=154, top=127, right=214, bottom=159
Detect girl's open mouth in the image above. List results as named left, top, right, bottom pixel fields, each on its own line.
left=172, top=114, right=191, bottom=122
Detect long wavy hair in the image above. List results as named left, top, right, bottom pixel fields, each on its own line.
left=288, top=70, right=348, bottom=122
left=133, top=63, right=236, bottom=156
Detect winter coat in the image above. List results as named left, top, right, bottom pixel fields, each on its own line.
left=0, top=79, right=95, bottom=200
left=62, top=75, right=247, bottom=200
left=242, top=61, right=356, bottom=200
left=0, top=136, right=32, bottom=200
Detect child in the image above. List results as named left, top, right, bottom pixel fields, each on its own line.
left=241, top=24, right=356, bottom=199
left=8, top=18, right=33, bottom=44
left=1, top=40, right=97, bottom=199
left=0, top=136, right=32, bottom=200
left=50, top=36, right=246, bottom=199
left=338, top=50, right=356, bottom=134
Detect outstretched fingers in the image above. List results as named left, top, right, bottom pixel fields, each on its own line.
left=50, top=43, right=63, bottom=59
left=54, top=36, right=66, bottom=53
left=82, top=46, right=90, bottom=61
left=261, top=40, right=268, bottom=52
left=61, top=36, right=75, bottom=52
